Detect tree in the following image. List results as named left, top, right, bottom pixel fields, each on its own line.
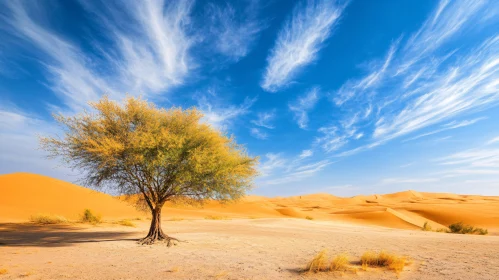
left=40, top=96, right=258, bottom=245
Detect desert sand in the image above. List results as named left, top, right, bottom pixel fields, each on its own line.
left=1, top=173, right=499, bottom=279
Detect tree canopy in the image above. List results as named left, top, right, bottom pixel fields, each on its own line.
left=41, top=96, right=258, bottom=244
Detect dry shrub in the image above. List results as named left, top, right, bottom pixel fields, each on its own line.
left=361, top=251, right=408, bottom=274
left=79, top=209, right=102, bottom=224
left=204, top=215, right=230, bottom=220
left=422, top=221, right=432, bottom=231
left=19, top=271, right=33, bottom=278
left=305, top=216, right=314, bottom=220
left=0, top=268, right=7, bottom=275
left=448, top=222, right=488, bottom=235
left=117, top=219, right=135, bottom=227
left=214, top=270, right=228, bottom=278
left=330, top=253, right=350, bottom=271
left=167, top=217, right=184, bottom=221
left=305, top=249, right=329, bottom=273
left=167, top=266, right=180, bottom=273
left=29, top=213, right=68, bottom=224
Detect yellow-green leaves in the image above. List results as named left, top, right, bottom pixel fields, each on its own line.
left=40, top=96, right=258, bottom=207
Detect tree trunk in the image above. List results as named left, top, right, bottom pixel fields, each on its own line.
left=138, top=206, right=178, bottom=246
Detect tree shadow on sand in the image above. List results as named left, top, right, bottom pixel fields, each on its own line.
left=0, top=223, right=138, bottom=247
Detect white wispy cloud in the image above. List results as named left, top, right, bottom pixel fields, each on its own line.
left=374, top=36, right=499, bottom=140
left=82, top=0, right=195, bottom=93
left=197, top=96, right=256, bottom=131
left=487, top=136, right=499, bottom=145
left=437, top=148, right=499, bottom=168
left=2, top=0, right=197, bottom=112
left=315, top=125, right=348, bottom=152
left=334, top=41, right=399, bottom=105
left=0, top=108, right=74, bottom=179
left=250, top=127, right=268, bottom=140
left=257, top=150, right=331, bottom=185
left=402, top=117, right=486, bottom=142
left=262, top=159, right=331, bottom=185
left=326, top=0, right=499, bottom=156
left=299, top=149, right=313, bottom=158
left=398, top=0, right=489, bottom=70
left=435, top=138, right=499, bottom=178
left=205, top=1, right=265, bottom=62
left=251, top=110, right=276, bottom=129
left=258, top=153, right=287, bottom=177
left=380, top=177, right=439, bottom=184
left=261, top=0, right=346, bottom=92
left=289, top=87, right=320, bottom=129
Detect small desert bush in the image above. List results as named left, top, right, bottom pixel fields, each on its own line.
left=19, top=271, right=33, bottom=277
left=330, top=253, right=350, bottom=271
left=79, top=209, right=102, bottom=224
left=448, top=222, right=488, bottom=235
left=167, top=217, right=184, bottom=221
left=117, top=219, right=135, bottom=227
left=204, top=215, right=230, bottom=220
left=422, top=221, right=432, bottom=231
left=305, top=216, right=314, bottom=220
left=305, top=249, right=329, bottom=273
left=29, top=213, right=68, bottom=224
left=0, top=268, right=7, bottom=275
left=361, top=251, right=408, bottom=274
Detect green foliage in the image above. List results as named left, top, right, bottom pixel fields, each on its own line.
left=448, top=222, right=488, bottom=235
left=80, top=209, right=102, bottom=224
left=40, top=96, right=259, bottom=211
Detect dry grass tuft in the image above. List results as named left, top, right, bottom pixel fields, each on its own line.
left=361, top=251, right=408, bottom=274
left=330, top=253, right=350, bottom=271
left=448, top=222, right=488, bottom=235
left=79, top=209, right=102, bottom=224
left=117, top=219, right=135, bottom=227
left=305, top=249, right=329, bottom=273
left=422, top=221, right=432, bottom=231
left=167, top=217, right=184, bottom=222
left=0, top=268, right=8, bottom=275
left=29, top=213, right=68, bottom=224
left=19, top=271, right=34, bottom=278
left=214, top=270, right=228, bottom=278
left=305, top=216, right=314, bottom=220
left=204, top=215, right=230, bottom=220
left=167, top=266, right=180, bottom=273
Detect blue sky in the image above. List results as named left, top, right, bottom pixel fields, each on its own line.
left=1, top=0, right=498, bottom=197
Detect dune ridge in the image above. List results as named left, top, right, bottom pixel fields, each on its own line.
left=1, top=173, right=498, bottom=234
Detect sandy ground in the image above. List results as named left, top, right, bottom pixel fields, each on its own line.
left=1, top=173, right=499, bottom=279
left=1, top=218, right=498, bottom=280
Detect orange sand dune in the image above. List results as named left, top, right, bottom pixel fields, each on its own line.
left=0, top=173, right=142, bottom=222
left=1, top=173, right=499, bottom=234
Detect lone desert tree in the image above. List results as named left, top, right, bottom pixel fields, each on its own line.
left=41, top=96, right=258, bottom=245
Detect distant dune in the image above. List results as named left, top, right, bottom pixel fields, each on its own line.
left=0, top=173, right=141, bottom=222
left=1, top=173, right=498, bottom=233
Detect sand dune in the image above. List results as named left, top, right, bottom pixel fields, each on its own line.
left=0, top=173, right=142, bottom=222
left=1, top=173, right=498, bottom=234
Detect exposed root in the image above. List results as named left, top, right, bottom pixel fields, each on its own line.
left=138, top=235, right=180, bottom=246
